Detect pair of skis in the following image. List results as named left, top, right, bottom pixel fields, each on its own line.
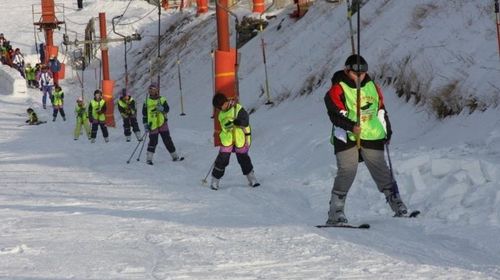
left=316, top=210, right=420, bottom=229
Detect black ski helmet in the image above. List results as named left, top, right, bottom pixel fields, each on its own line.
left=212, top=93, right=228, bottom=109
left=345, top=54, right=368, bottom=73
left=94, top=89, right=102, bottom=96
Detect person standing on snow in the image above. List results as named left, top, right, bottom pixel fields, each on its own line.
left=208, top=93, right=259, bottom=191
left=142, top=83, right=182, bottom=165
left=37, top=65, right=54, bottom=109
left=323, top=54, right=408, bottom=225
left=51, top=85, right=66, bottom=122
left=88, top=89, right=109, bottom=143
left=74, top=97, right=91, bottom=140
left=25, top=63, right=37, bottom=88
left=117, top=89, right=142, bottom=142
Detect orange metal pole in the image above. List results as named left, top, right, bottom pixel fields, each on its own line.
left=252, top=0, right=265, bottom=13
left=99, top=13, right=110, bottom=81
left=98, top=12, right=115, bottom=127
left=197, top=0, right=209, bottom=15
left=213, top=0, right=236, bottom=146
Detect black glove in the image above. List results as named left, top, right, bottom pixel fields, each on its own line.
left=224, top=121, right=233, bottom=129
left=233, top=119, right=241, bottom=126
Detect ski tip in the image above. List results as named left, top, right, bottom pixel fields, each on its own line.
left=409, top=210, right=421, bottom=218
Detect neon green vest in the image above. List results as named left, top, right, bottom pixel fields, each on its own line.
left=340, top=81, right=386, bottom=141
left=90, top=99, right=106, bottom=121
left=118, top=97, right=135, bottom=117
left=145, top=96, right=167, bottom=130
left=52, top=90, right=64, bottom=106
left=218, top=103, right=251, bottom=148
left=75, top=103, right=88, bottom=120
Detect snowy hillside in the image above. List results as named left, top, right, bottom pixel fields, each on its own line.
left=1, top=0, right=500, bottom=279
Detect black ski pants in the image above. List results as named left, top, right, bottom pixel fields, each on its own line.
left=211, top=151, right=254, bottom=179
left=91, top=122, right=109, bottom=139
left=123, top=116, right=140, bottom=136
left=147, top=130, right=176, bottom=154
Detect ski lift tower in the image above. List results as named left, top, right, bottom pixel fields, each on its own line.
left=33, top=0, right=65, bottom=64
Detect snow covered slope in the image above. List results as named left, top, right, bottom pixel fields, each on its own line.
left=0, top=0, right=499, bottom=279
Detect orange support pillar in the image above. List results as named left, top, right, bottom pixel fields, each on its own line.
left=99, top=13, right=110, bottom=81
left=197, top=0, right=208, bottom=15
left=213, top=0, right=236, bottom=146
left=102, top=80, right=116, bottom=127
left=252, top=0, right=265, bottom=13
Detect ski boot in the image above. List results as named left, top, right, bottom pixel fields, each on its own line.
left=246, top=170, right=260, bottom=187
left=126, top=135, right=131, bottom=142
left=383, top=188, right=408, bottom=216
left=146, top=151, right=154, bottom=165
left=210, top=177, right=220, bottom=190
left=104, top=137, right=109, bottom=143
left=326, top=191, right=348, bottom=224
left=170, top=152, right=184, bottom=162
left=135, top=131, right=142, bottom=141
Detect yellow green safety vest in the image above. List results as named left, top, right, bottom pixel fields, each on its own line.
left=52, top=90, right=64, bottom=106
left=340, top=81, right=386, bottom=141
left=218, top=103, right=251, bottom=148
left=90, top=99, right=106, bottom=121
left=145, top=96, right=167, bottom=130
left=75, top=104, right=88, bottom=120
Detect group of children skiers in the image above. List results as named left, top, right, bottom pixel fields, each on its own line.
left=18, top=48, right=412, bottom=224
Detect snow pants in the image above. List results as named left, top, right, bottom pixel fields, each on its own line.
left=91, top=121, right=109, bottom=139
left=41, top=86, right=53, bottom=108
left=331, top=146, right=393, bottom=197
left=53, top=106, right=66, bottom=119
left=74, top=118, right=91, bottom=139
left=123, top=116, right=140, bottom=136
left=211, top=147, right=254, bottom=179
left=147, top=123, right=176, bottom=154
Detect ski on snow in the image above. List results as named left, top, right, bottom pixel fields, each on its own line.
left=316, top=210, right=420, bottom=229
left=316, top=223, right=370, bottom=229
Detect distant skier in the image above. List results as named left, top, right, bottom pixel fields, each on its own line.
left=48, top=54, right=61, bottom=85
left=51, top=85, right=66, bottom=121
left=117, top=89, right=141, bottom=142
left=25, top=108, right=44, bottom=125
left=25, top=63, right=37, bottom=88
left=88, top=89, right=109, bottom=143
left=73, top=97, right=91, bottom=140
left=37, top=65, right=54, bottom=109
left=208, top=93, right=259, bottom=190
left=323, top=54, right=408, bottom=225
left=142, top=82, right=182, bottom=165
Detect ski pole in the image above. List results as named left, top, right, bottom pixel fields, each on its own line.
left=355, top=0, right=361, bottom=149
left=126, top=132, right=147, bottom=164
left=495, top=0, right=500, bottom=58
left=346, top=0, right=356, bottom=55
left=385, top=143, right=400, bottom=195
left=136, top=131, right=148, bottom=161
left=202, top=160, right=216, bottom=185
left=177, top=52, right=186, bottom=116
left=259, top=0, right=275, bottom=105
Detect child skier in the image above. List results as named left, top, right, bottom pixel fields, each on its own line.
left=25, top=108, right=44, bottom=125
left=74, top=97, right=91, bottom=140
left=209, top=93, right=259, bottom=190
left=24, top=63, right=37, bottom=88
left=88, top=89, right=109, bottom=143
left=51, top=85, right=66, bottom=121
left=117, top=89, right=142, bottom=142
left=142, top=83, right=182, bottom=165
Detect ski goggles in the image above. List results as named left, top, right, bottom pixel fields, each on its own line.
left=346, top=63, right=368, bottom=73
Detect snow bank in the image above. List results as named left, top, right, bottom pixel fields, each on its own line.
left=0, top=64, right=27, bottom=96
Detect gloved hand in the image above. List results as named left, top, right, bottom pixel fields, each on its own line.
left=224, top=121, right=234, bottom=129
left=233, top=119, right=241, bottom=126
left=144, top=123, right=150, bottom=132
left=156, top=104, right=164, bottom=112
